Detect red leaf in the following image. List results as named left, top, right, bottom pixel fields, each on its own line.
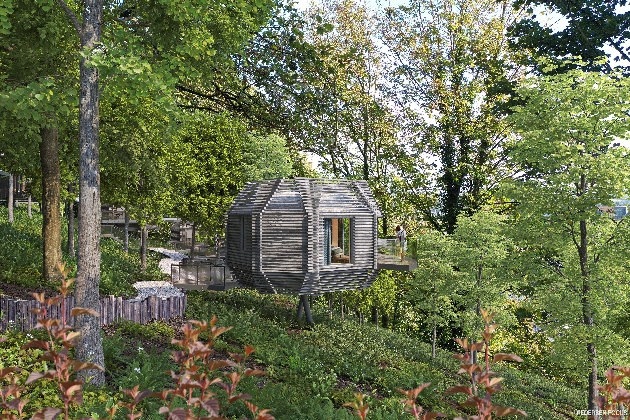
left=444, top=385, right=473, bottom=396
left=71, top=361, right=105, bottom=372
left=25, top=371, right=46, bottom=384
left=30, top=407, right=62, bottom=420
left=493, top=353, right=523, bottom=363
left=0, top=367, right=22, bottom=378
left=228, top=393, right=252, bottom=403
left=21, top=340, right=49, bottom=350
left=31, top=292, right=45, bottom=303
left=207, top=360, right=236, bottom=371
left=61, top=381, right=83, bottom=395
left=200, top=398, right=220, bottom=416
left=422, top=413, right=446, bottom=420
left=494, top=406, right=528, bottom=417
left=244, top=368, right=266, bottom=377
left=133, top=390, right=152, bottom=405
left=70, top=307, right=99, bottom=318
left=151, top=390, right=171, bottom=400
left=167, top=407, right=188, bottom=420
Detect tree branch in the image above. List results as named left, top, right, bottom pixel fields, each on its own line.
left=56, top=0, right=82, bottom=38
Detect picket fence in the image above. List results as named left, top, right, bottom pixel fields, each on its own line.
left=0, top=294, right=187, bottom=332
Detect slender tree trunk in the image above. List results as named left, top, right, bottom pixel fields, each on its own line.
left=362, top=103, right=370, bottom=181
left=123, top=210, right=130, bottom=253
left=67, top=185, right=75, bottom=258
left=27, top=195, right=32, bottom=218
left=74, top=0, right=105, bottom=386
left=190, top=222, right=196, bottom=258
left=7, top=173, right=13, bottom=223
left=579, top=218, right=598, bottom=416
left=340, top=296, right=344, bottom=322
left=40, top=126, right=62, bottom=281
left=472, top=255, right=483, bottom=366
left=140, top=225, right=148, bottom=273
left=432, top=319, right=437, bottom=359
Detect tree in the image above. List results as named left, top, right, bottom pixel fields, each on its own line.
left=299, top=0, right=403, bottom=234
left=0, top=0, right=78, bottom=281
left=409, top=230, right=462, bottom=357
left=241, top=133, right=294, bottom=183
left=451, top=210, right=514, bottom=362
left=381, top=0, right=524, bottom=233
left=503, top=66, right=630, bottom=414
left=508, top=0, right=630, bottom=72
left=169, top=112, right=247, bottom=242
left=100, top=80, right=177, bottom=264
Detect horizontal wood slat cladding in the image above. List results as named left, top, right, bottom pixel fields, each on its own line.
left=226, top=178, right=382, bottom=295
left=0, top=295, right=187, bottom=332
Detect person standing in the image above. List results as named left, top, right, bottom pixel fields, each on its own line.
left=395, top=225, right=407, bottom=262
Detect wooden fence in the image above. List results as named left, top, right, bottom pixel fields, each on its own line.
left=0, top=294, right=187, bottom=332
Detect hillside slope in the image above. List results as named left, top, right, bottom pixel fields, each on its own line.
left=186, top=289, right=585, bottom=419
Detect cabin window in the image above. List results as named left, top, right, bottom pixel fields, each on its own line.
left=239, top=216, right=245, bottom=251
left=324, top=218, right=352, bottom=265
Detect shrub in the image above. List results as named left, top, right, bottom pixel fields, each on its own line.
left=0, top=264, right=274, bottom=420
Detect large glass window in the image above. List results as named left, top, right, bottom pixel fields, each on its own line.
left=239, top=216, right=245, bottom=251
left=324, top=218, right=352, bottom=265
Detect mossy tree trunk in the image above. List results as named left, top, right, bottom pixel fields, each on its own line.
left=40, top=125, right=62, bottom=281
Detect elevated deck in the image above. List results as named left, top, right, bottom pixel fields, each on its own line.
left=376, top=238, right=417, bottom=271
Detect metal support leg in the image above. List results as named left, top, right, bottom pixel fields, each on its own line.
left=297, top=296, right=304, bottom=319
left=302, top=295, right=313, bottom=324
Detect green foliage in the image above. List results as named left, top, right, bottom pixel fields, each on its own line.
left=185, top=289, right=585, bottom=419
left=451, top=210, right=516, bottom=335
left=404, top=230, right=462, bottom=349
left=98, top=240, right=167, bottom=297
left=112, top=319, right=175, bottom=342
left=381, top=0, right=522, bottom=233
left=0, top=207, right=165, bottom=296
left=113, top=347, right=175, bottom=392
left=503, top=65, right=630, bottom=403
left=508, top=0, right=629, bottom=72
left=0, top=207, right=44, bottom=286
left=169, top=111, right=246, bottom=235
left=241, top=133, right=295, bottom=182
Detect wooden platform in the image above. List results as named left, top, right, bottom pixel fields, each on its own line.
left=377, top=253, right=418, bottom=271
left=173, top=282, right=240, bottom=292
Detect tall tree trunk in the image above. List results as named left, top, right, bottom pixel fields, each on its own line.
left=40, top=126, right=62, bottom=281
left=432, top=319, right=437, bottom=359
left=472, top=256, right=483, bottom=366
left=382, top=214, right=388, bottom=237
left=7, top=173, right=13, bottom=223
left=190, top=222, right=196, bottom=258
left=579, top=218, right=598, bottom=416
left=74, top=0, right=105, bottom=386
left=340, top=295, right=344, bottom=322
left=140, top=225, right=148, bottom=273
left=67, top=185, right=75, bottom=257
left=123, top=210, right=129, bottom=253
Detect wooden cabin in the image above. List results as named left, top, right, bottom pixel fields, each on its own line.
left=225, top=178, right=382, bottom=295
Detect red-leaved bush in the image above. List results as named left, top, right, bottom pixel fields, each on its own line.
left=595, top=366, right=630, bottom=420
left=345, top=309, right=527, bottom=420
left=0, top=263, right=274, bottom=420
